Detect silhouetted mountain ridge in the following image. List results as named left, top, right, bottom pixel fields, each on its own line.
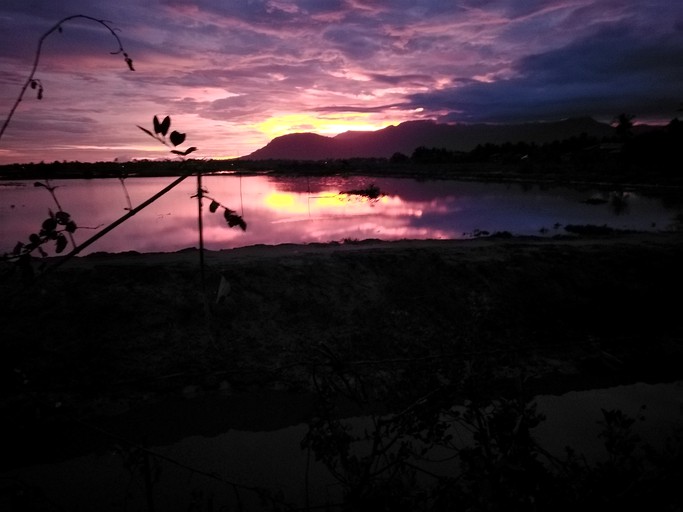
left=244, top=117, right=617, bottom=160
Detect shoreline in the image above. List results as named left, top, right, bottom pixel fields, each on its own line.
left=39, top=228, right=683, bottom=267
left=3, top=166, right=683, bottom=194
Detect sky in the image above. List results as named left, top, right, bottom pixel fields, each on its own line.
left=0, top=0, right=681, bottom=165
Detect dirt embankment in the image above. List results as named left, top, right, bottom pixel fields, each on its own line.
left=2, top=231, right=682, bottom=402
left=2, top=231, right=683, bottom=468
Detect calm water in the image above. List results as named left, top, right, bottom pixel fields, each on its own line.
left=4, top=381, right=682, bottom=511
left=1, top=174, right=681, bottom=256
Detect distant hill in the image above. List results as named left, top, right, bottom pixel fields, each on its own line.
left=243, top=117, right=617, bottom=160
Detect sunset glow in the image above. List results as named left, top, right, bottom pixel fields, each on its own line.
left=255, top=113, right=399, bottom=140
left=264, top=191, right=301, bottom=211
left=0, top=1, right=680, bottom=164
left=264, top=189, right=390, bottom=215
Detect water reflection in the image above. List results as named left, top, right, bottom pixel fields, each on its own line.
left=0, top=175, right=680, bottom=256
left=3, top=381, right=682, bottom=511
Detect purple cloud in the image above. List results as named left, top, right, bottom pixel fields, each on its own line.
left=0, top=0, right=681, bottom=164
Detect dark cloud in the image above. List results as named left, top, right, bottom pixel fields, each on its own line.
left=314, top=103, right=406, bottom=114
left=201, top=95, right=263, bottom=121
left=409, top=23, right=683, bottom=123
left=160, top=0, right=345, bottom=27
left=367, top=73, right=433, bottom=86
left=322, top=25, right=388, bottom=60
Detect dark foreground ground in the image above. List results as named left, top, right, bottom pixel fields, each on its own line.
left=2, top=232, right=683, bottom=509
left=3, top=232, right=683, bottom=439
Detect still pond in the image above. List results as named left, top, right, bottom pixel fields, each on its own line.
left=1, top=174, right=681, bottom=255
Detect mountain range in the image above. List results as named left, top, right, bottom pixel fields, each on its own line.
left=243, top=117, right=618, bottom=160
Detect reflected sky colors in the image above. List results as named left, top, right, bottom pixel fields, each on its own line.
left=5, top=381, right=683, bottom=510
left=1, top=175, right=681, bottom=256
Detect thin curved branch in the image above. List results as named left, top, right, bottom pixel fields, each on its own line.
left=0, top=14, right=134, bottom=143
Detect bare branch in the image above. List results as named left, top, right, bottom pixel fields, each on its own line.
left=0, top=14, right=134, bottom=143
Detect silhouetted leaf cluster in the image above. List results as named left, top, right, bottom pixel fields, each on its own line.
left=153, top=115, right=170, bottom=136
left=224, top=209, right=247, bottom=230
left=12, top=207, right=76, bottom=259
left=35, top=211, right=73, bottom=252
left=1, top=180, right=79, bottom=280
left=139, top=115, right=247, bottom=231
left=207, top=198, right=247, bottom=231
left=138, top=116, right=197, bottom=156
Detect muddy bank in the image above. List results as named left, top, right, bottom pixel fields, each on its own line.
left=2, top=232, right=683, bottom=467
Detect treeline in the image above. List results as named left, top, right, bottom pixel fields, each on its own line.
left=397, top=117, right=682, bottom=174
left=0, top=158, right=231, bottom=180
left=1, top=117, right=681, bottom=185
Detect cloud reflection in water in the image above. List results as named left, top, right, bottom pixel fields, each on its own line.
left=0, top=175, right=679, bottom=256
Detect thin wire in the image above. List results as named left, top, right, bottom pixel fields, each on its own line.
left=239, top=174, right=244, bottom=217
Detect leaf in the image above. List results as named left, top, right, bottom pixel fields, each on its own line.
left=13, top=241, right=24, bottom=256
left=55, top=211, right=70, bottom=224
left=55, top=233, right=67, bottom=253
left=153, top=115, right=162, bottom=134
left=42, top=217, right=57, bottom=233
left=29, top=233, right=41, bottom=245
left=224, top=210, right=247, bottom=231
left=125, top=55, right=135, bottom=71
left=153, top=115, right=172, bottom=136
left=159, top=116, right=170, bottom=136
left=30, top=81, right=37, bottom=90
left=209, top=200, right=219, bottom=213
left=170, top=146, right=197, bottom=156
left=65, top=220, right=77, bottom=233
left=169, top=130, right=186, bottom=146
